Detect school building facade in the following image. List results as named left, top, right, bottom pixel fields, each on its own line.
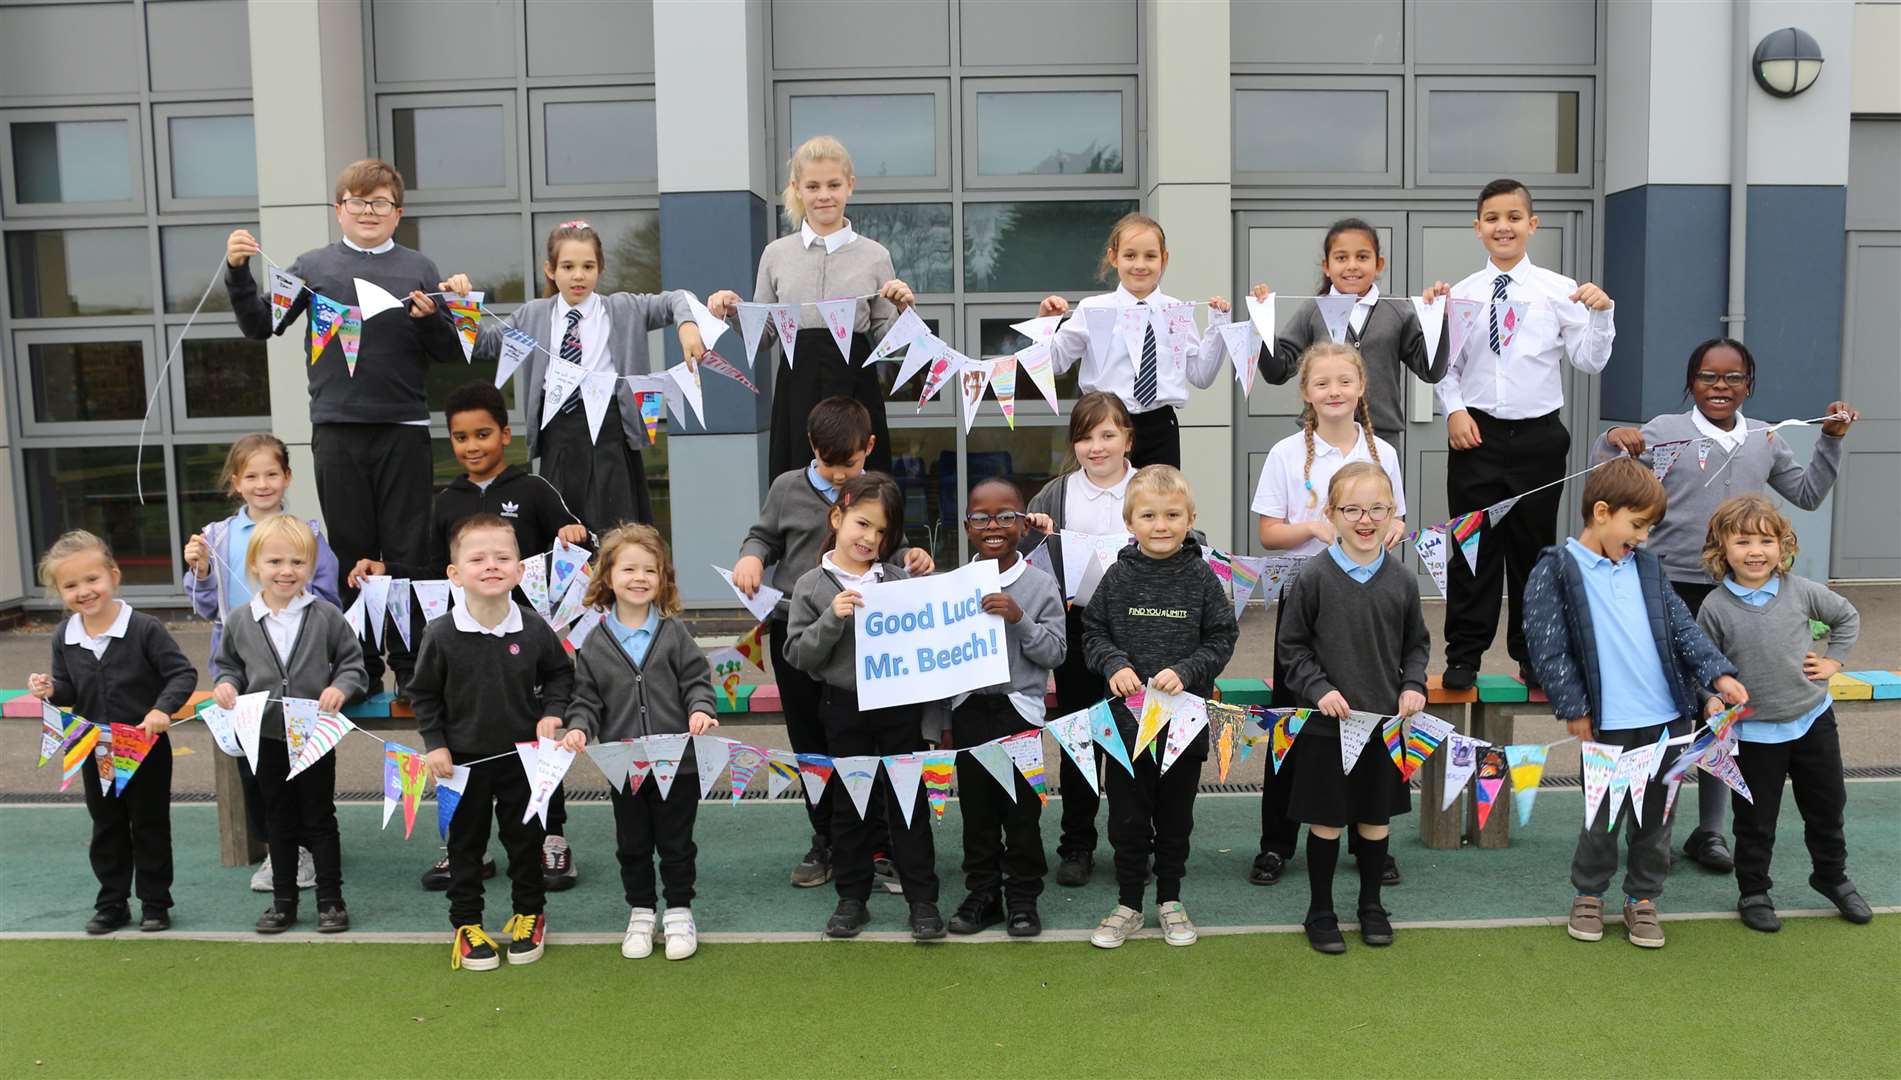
left=0, top=0, right=1893, bottom=612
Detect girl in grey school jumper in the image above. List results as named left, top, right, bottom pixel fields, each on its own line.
left=1594, top=337, right=1858, bottom=866
left=563, top=524, right=718, bottom=961
left=470, top=220, right=738, bottom=534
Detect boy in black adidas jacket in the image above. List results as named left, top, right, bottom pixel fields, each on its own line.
left=1081, top=466, right=1237, bottom=949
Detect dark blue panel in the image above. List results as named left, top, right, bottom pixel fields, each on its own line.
left=660, top=190, right=771, bottom=435
left=1600, top=184, right=1731, bottom=422
left=1745, top=185, right=1846, bottom=417
left=1601, top=186, right=1648, bottom=422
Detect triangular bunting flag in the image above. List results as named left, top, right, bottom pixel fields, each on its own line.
left=636, top=391, right=663, bottom=444
left=539, top=356, right=588, bottom=430
left=1493, top=299, right=1529, bottom=353
left=579, top=371, right=613, bottom=442
left=1270, top=708, right=1309, bottom=774
left=735, top=623, right=768, bottom=671
left=354, top=277, right=405, bottom=319
left=1220, top=322, right=1260, bottom=397
left=1009, top=314, right=1062, bottom=344
left=1244, top=292, right=1276, bottom=344
left=1445, top=297, right=1485, bottom=365
left=767, top=304, right=802, bottom=370
left=708, top=647, right=747, bottom=710
left=1047, top=710, right=1100, bottom=794
left=892, top=332, right=945, bottom=393
left=814, top=298, right=857, bottom=359
left=736, top=304, right=773, bottom=368
left=1650, top=440, right=1687, bottom=481
left=916, top=348, right=963, bottom=410
left=666, top=361, right=705, bottom=428
left=1314, top=294, right=1357, bottom=344
left=684, top=293, right=730, bottom=354
left=1381, top=715, right=1407, bottom=774
left=1337, top=710, right=1384, bottom=774
left=442, top=292, right=484, bottom=361
left=1487, top=494, right=1523, bottom=525
left=1606, top=745, right=1644, bottom=831
left=1504, top=744, right=1550, bottom=826
left=109, top=722, right=157, bottom=796
left=395, top=745, right=429, bottom=837
left=518, top=555, right=551, bottom=616
left=342, top=593, right=367, bottom=640
left=387, top=578, right=413, bottom=651
left=549, top=539, right=588, bottom=600
left=765, top=749, right=798, bottom=800
left=1414, top=526, right=1450, bottom=598
left=1133, top=687, right=1183, bottom=761
left=700, top=350, right=758, bottom=394
left=436, top=765, right=471, bottom=839
left=496, top=326, right=536, bottom=389
left=1000, top=731, right=1049, bottom=803
left=92, top=724, right=114, bottom=795
left=37, top=704, right=67, bottom=767
left=1580, top=740, right=1619, bottom=828
left=1159, top=696, right=1209, bottom=777
left=1206, top=701, right=1249, bottom=783
left=1230, top=555, right=1267, bottom=618
left=361, top=575, right=392, bottom=648
left=959, top=360, right=992, bottom=434
left=411, top=579, right=452, bottom=624
left=726, top=743, right=765, bottom=803
left=309, top=294, right=349, bottom=360
left=1699, top=750, right=1754, bottom=804
left=1473, top=777, right=1505, bottom=831
left=1114, top=305, right=1148, bottom=378
left=1410, top=296, right=1445, bottom=363
left=645, top=733, right=689, bottom=801
left=968, top=740, right=1019, bottom=803
left=1017, top=342, right=1059, bottom=413
left=989, top=354, right=1017, bottom=430
left=834, top=755, right=880, bottom=819
left=62, top=722, right=99, bottom=794
left=797, top=752, right=834, bottom=807
left=1440, top=732, right=1480, bottom=811
left=381, top=741, right=407, bottom=829
left=692, top=734, right=731, bottom=801
left=1082, top=305, right=1117, bottom=373
left=1088, top=700, right=1135, bottom=777
left=1399, top=712, right=1455, bottom=782
left=338, top=308, right=363, bottom=377
left=882, top=752, right=925, bottom=826
left=1449, top=512, right=1484, bottom=576
left=288, top=707, right=353, bottom=781
left=870, top=306, right=928, bottom=364
left=920, top=750, right=957, bottom=822
left=1628, top=745, right=1655, bottom=827
left=626, top=757, right=653, bottom=796
left=267, top=262, right=305, bottom=331
left=232, top=691, right=267, bottom=774
left=585, top=738, right=640, bottom=792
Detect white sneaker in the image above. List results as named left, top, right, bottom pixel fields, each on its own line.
left=1158, top=900, right=1198, bottom=947
left=1090, top=905, right=1143, bottom=950
left=662, top=909, right=698, bottom=960
left=296, top=847, right=316, bottom=890
left=249, top=856, right=273, bottom=892
left=621, top=908, right=656, bottom=959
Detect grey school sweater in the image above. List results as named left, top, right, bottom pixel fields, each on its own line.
left=752, top=231, right=898, bottom=338
left=1258, top=298, right=1448, bottom=443
left=1274, top=552, right=1430, bottom=737
left=1695, top=574, right=1859, bottom=726
left=213, top=599, right=369, bottom=739
left=783, top=560, right=911, bottom=691
left=738, top=467, right=917, bottom=622
left=408, top=605, right=576, bottom=756
left=564, top=614, right=717, bottom=741
left=962, top=559, right=1067, bottom=701
left=1590, top=411, right=1843, bottom=584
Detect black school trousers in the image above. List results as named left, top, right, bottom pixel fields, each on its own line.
left=953, top=695, right=1046, bottom=904
left=774, top=616, right=892, bottom=855
left=1732, top=709, right=1849, bottom=897
left=312, top=422, right=433, bottom=687
left=1105, top=724, right=1198, bottom=910
left=1052, top=604, right=1103, bottom=859
left=820, top=687, right=936, bottom=904
left=1444, top=408, right=1567, bottom=669
left=607, top=758, right=698, bottom=910
left=445, top=752, right=545, bottom=928
left=1127, top=405, right=1181, bottom=470
left=254, top=735, right=343, bottom=909
left=81, top=733, right=173, bottom=915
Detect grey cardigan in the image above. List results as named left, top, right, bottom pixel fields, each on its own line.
left=964, top=560, right=1068, bottom=701
left=751, top=232, right=898, bottom=339
left=1258, top=297, right=1447, bottom=442
left=784, top=560, right=911, bottom=691
left=565, top=614, right=717, bottom=741
left=212, top=600, right=368, bottom=739
left=472, top=290, right=696, bottom=455
left=1696, top=574, right=1858, bottom=726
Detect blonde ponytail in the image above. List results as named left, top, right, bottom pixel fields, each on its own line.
left=782, top=136, right=855, bottom=229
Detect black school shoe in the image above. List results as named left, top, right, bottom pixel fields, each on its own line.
left=909, top=901, right=947, bottom=941
left=421, top=849, right=496, bottom=890
left=85, top=908, right=130, bottom=935
left=948, top=893, right=1004, bottom=935
left=1813, top=876, right=1874, bottom=924
left=1441, top=664, right=1478, bottom=692
left=1383, top=856, right=1402, bottom=886
left=256, top=906, right=296, bottom=934
left=1684, top=830, right=1735, bottom=873
left=1738, top=893, right=1781, bottom=933
left=1006, top=905, right=1042, bottom=938
left=825, top=899, right=869, bottom=939
left=138, top=907, right=171, bottom=933
left=1248, top=851, right=1286, bottom=886
left=1054, top=852, right=1094, bottom=888
left=317, top=905, right=350, bottom=933
left=542, top=835, right=577, bottom=891
left=1304, top=912, right=1347, bottom=954
left=1357, top=905, right=1394, bottom=946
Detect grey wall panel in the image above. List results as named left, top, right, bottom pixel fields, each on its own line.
left=527, top=0, right=653, bottom=77
left=1230, top=0, right=1401, bottom=65
left=0, top=3, right=140, bottom=96
left=1745, top=185, right=1846, bottom=417
left=774, top=0, right=948, bottom=70
left=1847, top=118, right=1900, bottom=230
left=1414, top=0, right=1596, bottom=65
left=1601, top=184, right=1729, bottom=422
left=659, top=189, right=771, bottom=435
left=960, top=0, right=1137, bottom=67
left=372, top=0, right=513, bottom=82
left=147, top=0, right=251, bottom=92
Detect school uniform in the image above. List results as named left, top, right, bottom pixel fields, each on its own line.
left=473, top=289, right=694, bottom=535
left=566, top=610, right=717, bottom=911
left=1258, top=286, right=1449, bottom=448
left=212, top=593, right=369, bottom=909
left=1435, top=255, right=1614, bottom=674
left=950, top=559, right=1066, bottom=906
left=753, top=220, right=901, bottom=478
left=1022, top=467, right=1131, bottom=861
left=1045, top=285, right=1225, bottom=469
left=783, top=555, right=936, bottom=904
left=47, top=603, right=197, bottom=918
left=228, top=239, right=465, bottom=689
left=409, top=602, right=576, bottom=929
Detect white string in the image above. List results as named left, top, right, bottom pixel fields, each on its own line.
left=135, top=254, right=228, bottom=504
left=734, top=292, right=880, bottom=311
left=1700, top=413, right=1847, bottom=488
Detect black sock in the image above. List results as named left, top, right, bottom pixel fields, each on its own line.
left=1356, top=835, right=1390, bottom=911
left=1306, top=832, right=1340, bottom=918
left=1156, top=877, right=1181, bottom=905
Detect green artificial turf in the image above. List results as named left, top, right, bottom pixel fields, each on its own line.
left=2, top=920, right=1896, bottom=1079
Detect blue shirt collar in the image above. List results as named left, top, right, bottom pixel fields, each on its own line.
left=806, top=460, right=838, bottom=504
left=1565, top=536, right=1628, bottom=571
left=1327, top=541, right=1384, bottom=582
left=1723, top=574, right=1780, bottom=604
left=607, top=607, right=658, bottom=642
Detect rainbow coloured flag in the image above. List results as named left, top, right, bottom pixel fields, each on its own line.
left=443, top=293, right=483, bottom=360
left=61, top=722, right=99, bottom=793
left=1449, top=511, right=1484, bottom=574
left=109, top=722, right=158, bottom=796
left=1269, top=708, right=1308, bottom=774
left=920, top=750, right=957, bottom=821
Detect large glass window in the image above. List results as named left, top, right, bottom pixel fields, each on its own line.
left=178, top=336, right=271, bottom=420
left=28, top=339, right=146, bottom=423
left=166, top=113, right=257, bottom=200
left=25, top=447, right=172, bottom=587
left=963, top=200, right=1137, bottom=293
left=7, top=228, right=152, bottom=317
left=393, top=215, right=527, bottom=303
left=175, top=443, right=236, bottom=540
left=532, top=210, right=660, bottom=296
left=385, top=98, right=515, bottom=198
left=975, top=92, right=1122, bottom=177
left=8, top=118, right=134, bottom=203
left=850, top=203, right=953, bottom=295
left=161, top=224, right=256, bottom=313
left=541, top=99, right=656, bottom=188
left=1424, top=88, right=1582, bottom=178
left=789, top=94, right=937, bottom=178
left=1233, top=87, right=1394, bottom=181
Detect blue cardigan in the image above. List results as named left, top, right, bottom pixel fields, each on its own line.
left=1523, top=544, right=1736, bottom=730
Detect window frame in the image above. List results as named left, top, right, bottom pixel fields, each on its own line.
left=12, top=324, right=160, bottom=438
left=1412, top=75, right=1596, bottom=190
left=1230, top=75, right=1404, bottom=188
left=528, top=84, right=659, bottom=200
left=776, top=78, right=953, bottom=193
left=164, top=322, right=271, bottom=434
left=151, top=101, right=258, bottom=213
left=375, top=90, right=521, bottom=205
left=0, top=104, right=147, bottom=218
left=959, top=75, right=1137, bottom=191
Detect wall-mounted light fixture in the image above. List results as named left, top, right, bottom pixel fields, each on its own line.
left=1752, top=27, right=1824, bottom=98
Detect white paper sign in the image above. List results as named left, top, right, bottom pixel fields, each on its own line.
left=853, top=559, right=1011, bottom=711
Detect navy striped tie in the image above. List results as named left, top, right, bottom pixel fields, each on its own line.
left=1133, top=304, right=1158, bottom=407
left=561, top=307, right=583, bottom=364
left=1488, top=273, right=1510, bottom=355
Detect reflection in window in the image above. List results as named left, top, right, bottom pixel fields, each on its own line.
left=390, top=105, right=507, bottom=190
left=6, top=228, right=151, bottom=317
left=175, top=443, right=234, bottom=539
left=979, top=317, right=1080, bottom=399
left=543, top=100, right=656, bottom=186
left=1427, top=91, right=1579, bottom=175
left=181, top=338, right=270, bottom=418
left=882, top=424, right=960, bottom=568
left=26, top=446, right=171, bottom=586
left=394, top=215, right=526, bottom=302
left=788, top=94, right=937, bottom=178
left=168, top=114, right=258, bottom=199
left=849, top=203, right=953, bottom=294
left=1233, top=89, right=1387, bottom=174
left=29, top=340, right=145, bottom=422
left=10, top=120, right=132, bottom=203
left=162, top=224, right=257, bottom=313
left=963, top=200, right=1136, bottom=293
left=975, top=91, right=1123, bottom=176
left=427, top=354, right=517, bottom=415
left=968, top=424, right=1071, bottom=508
left=532, top=210, right=660, bottom=296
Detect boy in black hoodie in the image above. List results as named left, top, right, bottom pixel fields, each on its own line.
left=1081, top=466, right=1237, bottom=949
left=349, top=381, right=589, bottom=893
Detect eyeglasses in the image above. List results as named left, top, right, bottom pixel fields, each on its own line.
left=1693, top=371, right=1751, bottom=388
left=339, top=197, right=398, bottom=216
left=963, top=511, right=1025, bottom=530
left=1336, top=504, right=1394, bottom=523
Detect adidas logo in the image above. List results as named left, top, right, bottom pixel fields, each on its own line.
left=500, top=500, right=520, bottom=517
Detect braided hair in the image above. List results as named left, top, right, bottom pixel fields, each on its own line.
left=1295, top=342, right=1381, bottom=507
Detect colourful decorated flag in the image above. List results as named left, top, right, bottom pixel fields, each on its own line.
left=1001, top=730, right=1048, bottom=804
left=869, top=306, right=928, bottom=363
left=37, top=703, right=69, bottom=767
left=644, top=733, right=688, bottom=801
left=1046, top=709, right=1099, bottom=794
left=1229, top=556, right=1267, bottom=618
left=584, top=739, right=640, bottom=792
left=1017, top=342, right=1059, bottom=412
left=267, top=262, right=305, bottom=330
left=436, top=765, right=471, bottom=840
left=1088, top=700, right=1135, bottom=777
left=1494, top=299, right=1529, bottom=351
left=1270, top=708, right=1309, bottom=774
left=496, top=326, right=537, bottom=389
left=1580, top=740, right=1618, bottom=828
left=692, top=734, right=731, bottom=801
left=1206, top=701, right=1249, bottom=783
left=700, top=350, right=758, bottom=394
left=1337, top=710, right=1384, bottom=775
left=1414, top=526, right=1450, bottom=598
left=1398, top=713, right=1455, bottom=782
left=108, top=722, right=157, bottom=796
left=958, top=361, right=992, bottom=434
left=62, top=722, right=99, bottom=793
left=882, top=752, right=925, bottom=826
left=636, top=391, right=663, bottom=444
left=548, top=539, right=588, bottom=604
left=288, top=709, right=354, bottom=780
left=1445, top=297, right=1485, bottom=364
left=1706, top=702, right=1748, bottom=742
left=989, top=355, right=1018, bottom=429
left=920, top=750, right=957, bottom=821
left=1605, top=745, right=1644, bottom=831
left=1473, top=777, right=1505, bottom=831
left=767, top=304, right=802, bottom=369
left=734, top=622, right=768, bottom=671
left=968, top=740, right=1018, bottom=803
left=917, top=350, right=960, bottom=410
left=765, top=749, right=798, bottom=800
left=338, top=308, right=364, bottom=377
left=708, top=647, right=747, bottom=709
left=309, top=294, right=350, bottom=360
left=796, top=753, right=834, bottom=808
left=443, top=292, right=484, bottom=361
left=1449, top=511, right=1484, bottom=575
left=1440, top=733, right=1481, bottom=811
left=1133, top=687, right=1183, bottom=760
left=834, top=755, right=879, bottom=819
left=1699, top=749, right=1754, bottom=804
left=1649, top=440, right=1687, bottom=481
left=1504, top=743, right=1550, bottom=826
left=1158, top=696, right=1209, bottom=778
left=726, top=743, right=765, bottom=803
left=1381, top=715, right=1407, bottom=774
left=395, top=747, right=429, bottom=837
left=92, top=723, right=115, bottom=795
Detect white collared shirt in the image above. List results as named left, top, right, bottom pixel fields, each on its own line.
left=1045, top=284, right=1224, bottom=412
left=1690, top=407, right=1749, bottom=453
left=553, top=290, right=612, bottom=373
left=451, top=600, right=525, bottom=637
left=821, top=551, right=884, bottom=590
left=800, top=218, right=858, bottom=254
left=342, top=236, right=396, bottom=255
left=1251, top=426, right=1407, bottom=558
left=250, top=592, right=315, bottom=662
left=1064, top=462, right=1135, bottom=538
left=1330, top=283, right=1380, bottom=336
left=995, top=557, right=1028, bottom=589
left=1435, top=254, right=1615, bottom=419
left=65, top=601, right=133, bottom=661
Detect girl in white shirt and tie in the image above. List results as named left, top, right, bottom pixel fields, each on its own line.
left=1036, top=214, right=1230, bottom=469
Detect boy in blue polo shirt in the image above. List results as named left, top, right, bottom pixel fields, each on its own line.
left=1523, top=458, right=1745, bottom=949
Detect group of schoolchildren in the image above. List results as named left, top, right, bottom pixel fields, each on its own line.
left=25, top=142, right=1873, bottom=970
